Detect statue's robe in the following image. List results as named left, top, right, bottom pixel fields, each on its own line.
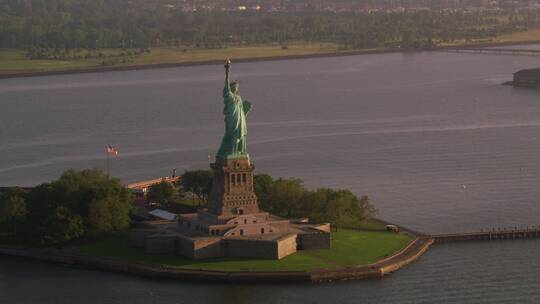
left=218, top=84, right=251, bottom=157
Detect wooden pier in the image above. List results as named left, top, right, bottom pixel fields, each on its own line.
left=433, top=227, right=540, bottom=244
left=439, top=48, right=540, bottom=57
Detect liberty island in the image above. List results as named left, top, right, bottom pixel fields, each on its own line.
left=0, top=58, right=433, bottom=283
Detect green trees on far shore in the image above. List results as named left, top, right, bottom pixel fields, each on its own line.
left=1, top=0, right=539, bottom=53
left=0, top=169, right=132, bottom=246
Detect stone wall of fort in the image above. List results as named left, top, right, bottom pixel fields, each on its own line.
left=129, top=228, right=156, bottom=248
left=298, top=232, right=331, bottom=250
left=0, top=235, right=431, bottom=283
left=226, top=234, right=297, bottom=259
left=223, top=223, right=279, bottom=237
left=276, top=234, right=298, bottom=259
left=146, top=234, right=177, bottom=254
left=191, top=237, right=224, bottom=259
left=131, top=228, right=301, bottom=260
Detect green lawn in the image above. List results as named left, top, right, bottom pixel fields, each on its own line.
left=0, top=43, right=342, bottom=76
left=0, top=49, right=100, bottom=74
left=493, top=29, right=540, bottom=43
left=344, top=217, right=388, bottom=231
left=76, top=229, right=412, bottom=272
left=131, top=43, right=342, bottom=66
left=438, top=28, right=540, bottom=47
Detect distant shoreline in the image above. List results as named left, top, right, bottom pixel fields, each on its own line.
left=1, top=40, right=539, bottom=80
left=0, top=48, right=403, bottom=80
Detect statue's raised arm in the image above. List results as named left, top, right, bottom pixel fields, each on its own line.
left=224, top=59, right=231, bottom=96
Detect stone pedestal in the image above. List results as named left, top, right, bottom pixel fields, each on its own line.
left=208, top=156, right=259, bottom=217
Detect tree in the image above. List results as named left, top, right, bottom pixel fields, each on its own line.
left=325, top=196, right=350, bottom=231
left=0, top=1, right=533, bottom=53
left=88, top=198, right=114, bottom=234
left=0, top=187, right=27, bottom=239
left=253, top=175, right=377, bottom=230
left=180, top=170, right=212, bottom=207
left=49, top=169, right=133, bottom=234
left=87, top=196, right=131, bottom=235
left=321, top=191, right=376, bottom=230
left=267, top=178, right=306, bottom=217
left=13, top=169, right=133, bottom=245
left=298, top=188, right=333, bottom=222
left=253, top=173, right=274, bottom=211
left=352, top=195, right=377, bottom=223
left=147, top=180, right=177, bottom=207
left=39, top=206, right=85, bottom=246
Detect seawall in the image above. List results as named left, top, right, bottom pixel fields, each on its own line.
left=0, top=236, right=433, bottom=284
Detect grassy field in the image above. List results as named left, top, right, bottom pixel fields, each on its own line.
left=493, top=29, right=540, bottom=43
left=0, top=43, right=342, bottom=76
left=439, top=28, right=540, bottom=46
left=76, top=228, right=412, bottom=272
left=0, top=49, right=99, bottom=74
left=352, top=217, right=391, bottom=230
left=132, top=43, right=341, bottom=65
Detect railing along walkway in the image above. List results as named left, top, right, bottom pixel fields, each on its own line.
left=433, top=226, right=540, bottom=244
left=438, top=48, right=540, bottom=57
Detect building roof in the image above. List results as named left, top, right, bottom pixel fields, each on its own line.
left=148, top=209, right=178, bottom=221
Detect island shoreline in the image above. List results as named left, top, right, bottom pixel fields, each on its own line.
left=0, top=221, right=434, bottom=284
left=0, top=237, right=433, bottom=284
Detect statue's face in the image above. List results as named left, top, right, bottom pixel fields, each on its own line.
left=230, top=83, right=239, bottom=94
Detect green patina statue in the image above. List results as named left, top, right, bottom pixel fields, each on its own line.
left=217, top=59, right=252, bottom=159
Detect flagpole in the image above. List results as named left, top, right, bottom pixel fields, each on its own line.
left=106, top=151, right=110, bottom=177
left=106, top=145, right=118, bottom=177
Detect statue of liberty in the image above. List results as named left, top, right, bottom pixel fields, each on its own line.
left=217, top=59, right=252, bottom=158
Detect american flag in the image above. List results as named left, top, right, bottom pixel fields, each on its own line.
left=106, top=145, right=118, bottom=156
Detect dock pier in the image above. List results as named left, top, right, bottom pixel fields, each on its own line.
left=433, top=227, right=540, bottom=244
left=438, top=48, right=540, bottom=57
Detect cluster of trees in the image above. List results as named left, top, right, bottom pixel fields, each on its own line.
left=0, top=168, right=375, bottom=245
left=147, top=170, right=375, bottom=229
left=147, top=170, right=213, bottom=208
left=1, top=0, right=539, bottom=52
left=25, top=47, right=150, bottom=62
left=254, top=174, right=376, bottom=229
left=0, top=169, right=133, bottom=246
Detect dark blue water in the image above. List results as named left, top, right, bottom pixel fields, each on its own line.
left=1, top=49, right=540, bottom=303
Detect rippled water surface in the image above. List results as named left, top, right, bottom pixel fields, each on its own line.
left=1, top=49, right=540, bottom=303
